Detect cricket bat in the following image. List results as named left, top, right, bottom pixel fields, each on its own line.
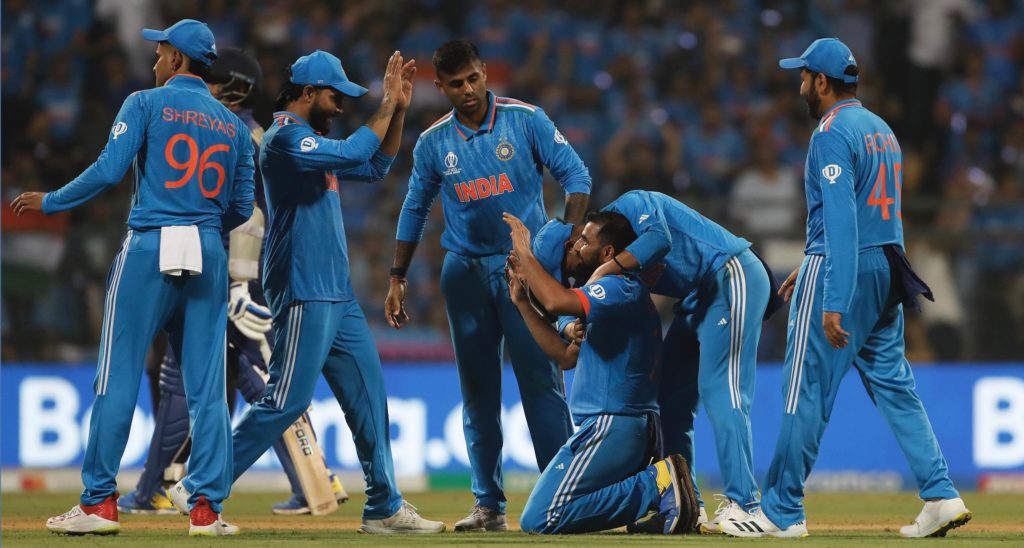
left=282, top=412, right=339, bottom=516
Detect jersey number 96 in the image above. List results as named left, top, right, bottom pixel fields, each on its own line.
left=164, top=133, right=231, bottom=198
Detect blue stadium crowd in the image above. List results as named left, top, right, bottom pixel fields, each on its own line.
left=3, top=0, right=1022, bottom=363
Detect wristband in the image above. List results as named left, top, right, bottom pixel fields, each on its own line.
left=389, top=266, right=408, bottom=278
left=612, top=255, right=629, bottom=272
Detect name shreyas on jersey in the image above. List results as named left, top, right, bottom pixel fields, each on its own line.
left=453, top=172, right=515, bottom=203
left=162, top=107, right=237, bottom=138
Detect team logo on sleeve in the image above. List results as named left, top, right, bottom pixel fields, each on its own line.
left=639, top=214, right=650, bottom=224
left=822, top=164, right=842, bottom=184
left=554, top=128, right=567, bottom=145
left=444, top=151, right=461, bottom=176
left=111, top=122, right=127, bottom=140
left=300, top=136, right=319, bottom=152
left=587, top=284, right=606, bottom=300
left=495, top=139, right=515, bottom=161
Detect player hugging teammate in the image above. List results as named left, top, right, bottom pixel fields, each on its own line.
left=13, top=15, right=970, bottom=539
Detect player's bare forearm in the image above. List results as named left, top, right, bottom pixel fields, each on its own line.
left=380, top=59, right=414, bottom=157
left=586, top=250, right=638, bottom=285
left=385, top=239, right=419, bottom=329
left=378, top=110, right=405, bottom=157
left=391, top=239, right=419, bottom=273
left=514, top=298, right=578, bottom=370
left=563, top=192, right=589, bottom=225
left=365, top=99, right=397, bottom=141
left=519, top=251, right=583, bottom=316
left=364, top=52, right=403, bottom=141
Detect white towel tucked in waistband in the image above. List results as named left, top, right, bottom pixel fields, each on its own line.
left=159, top=225, right=203, bottom=276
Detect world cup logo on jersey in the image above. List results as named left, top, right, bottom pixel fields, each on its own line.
left=444, top=151, right=461, bottom=176
left=495, top=139, right=515, bottom=161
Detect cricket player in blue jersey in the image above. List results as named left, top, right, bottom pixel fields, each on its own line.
left=722, top=38, right=970, bottom=539
left=168, top=49, right=444, bottom=533
left=386, top=39, right=591, bottom=531
left=119, top=48, right=348, bottom=517
left=503, top=211, right=699, bottom=535
left=546, top=190, right=777, bottom=532
left=13, top=19, right=254, bottom=536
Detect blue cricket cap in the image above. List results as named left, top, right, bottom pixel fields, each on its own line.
left=533, top=219, right=575, bottom=284
left=289, top=50, right=367, bottom=97
left=142, top=19, right=217, bottom=66
left=779, top=38, right=858, bottom=84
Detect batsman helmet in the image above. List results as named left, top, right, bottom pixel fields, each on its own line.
left=206, top=47, right=262, bottom=107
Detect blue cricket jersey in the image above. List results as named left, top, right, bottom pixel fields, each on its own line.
left=568, top=274, right=662, bottom=422
left=260, top=111, right=394, bottom=313
left=604, top=190, right=751, bottom=300
left=803, top=99, right=904, bottom=314
left=397, top=91, right=591, bottom=256
left=43, top=74, right=255, bottom=231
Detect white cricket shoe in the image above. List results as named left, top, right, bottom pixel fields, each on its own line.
left=169, top=480, right=190, bottom=514
left=702, top=494, right=752, bottom=534
left=900, top=498, right=971, bottom=538
left=189, top=495, right=239, bottom=537
left=720, top=509, right=808, bottom=538
left=360, top=501, right=446, bottom=534
left=46, top=494, right=120, bottom=535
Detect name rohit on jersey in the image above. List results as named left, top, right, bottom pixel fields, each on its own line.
left=453, top=173, right=515, bottom=203
left=162, top=107, right=237, bottom=138
left=863, top=132, right=900, bottom=155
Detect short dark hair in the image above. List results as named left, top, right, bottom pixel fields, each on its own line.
left=584, top=211, right=637, bottom=254
left=432, top=39, right=481, bottom=76
left=810, top=66, right=858, bottom=96
left=275, top=80, right=307, bottom=111
left=186, top=59, right=210, bottom=80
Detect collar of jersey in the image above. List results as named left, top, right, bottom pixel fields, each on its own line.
left=272, top=111, right=310, bottom=129
left=165, top=73, right=212, bottom=94
left=822, top=98, right=862, bottom=119
left=450, top=91, right=497, bottom=141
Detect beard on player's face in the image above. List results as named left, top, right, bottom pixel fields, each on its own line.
left=308, top=97, right=336, bottom=134
left=802, top=73, right=823, bottom=120
left=571, top=245, right=610, bottom=281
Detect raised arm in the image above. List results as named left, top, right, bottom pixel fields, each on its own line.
left=508, top=263, right=580, bottom=370
left=362, top=51, right=405, bottom=142
left=504, top=212, right=585, bottom=317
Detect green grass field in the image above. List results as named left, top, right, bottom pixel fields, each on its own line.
left=2, top=491, right=1021, bottom=546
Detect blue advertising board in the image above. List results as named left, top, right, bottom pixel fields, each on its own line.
left=2, top=362, right=1022, bottom=489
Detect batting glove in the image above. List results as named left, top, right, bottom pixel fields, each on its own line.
left=228, top=281, right=272, bottom=341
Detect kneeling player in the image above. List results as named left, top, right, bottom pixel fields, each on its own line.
left=504, top=211, right=699, bottom=535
